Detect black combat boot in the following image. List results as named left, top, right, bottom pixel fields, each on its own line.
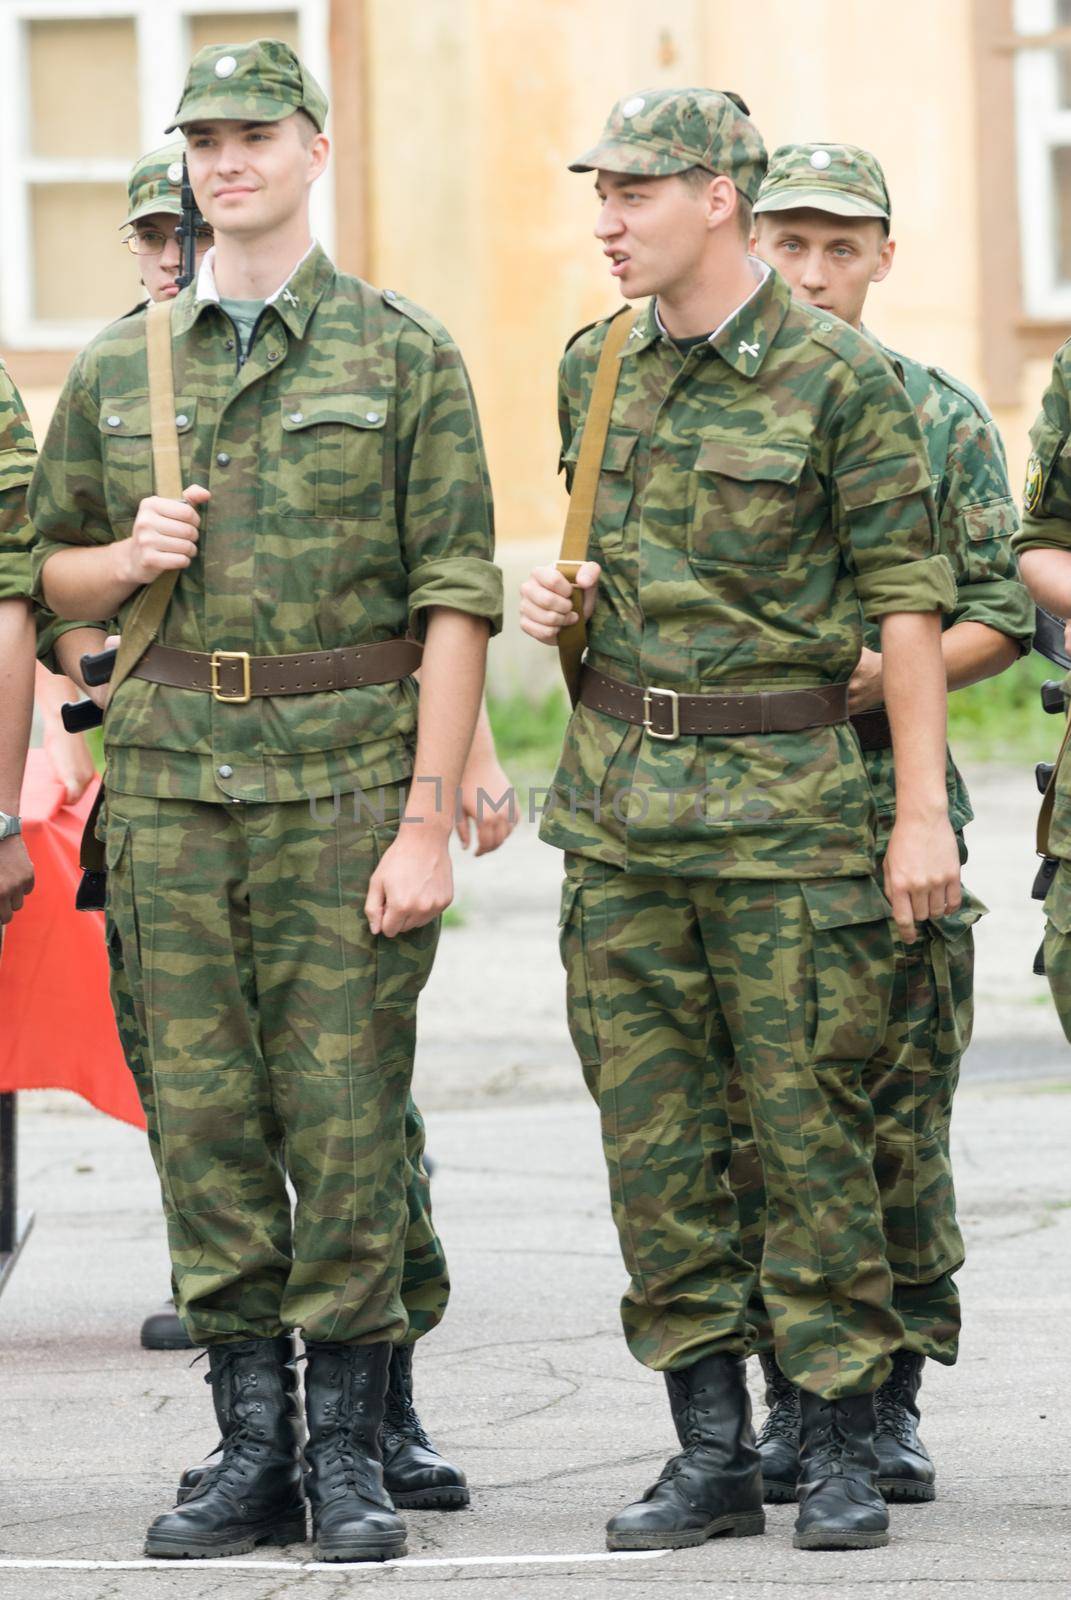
left=382, top=1344, right=469, bottom=1509
left=176, top=1334, right=301, bottom=1505
left=793, top=1389, right=890, bottom=1551
left=141, top=1299, right=194, bottom=1352
left=304, top=1341, right=408, bottom=1562
left=756, top=1352, right=800, bottom=1504
left=874, top=1351, right=936, bottom=1502
left=605, top=1353, right=765, bottom=1551
left=144, top=1336, right=306, bottom=1559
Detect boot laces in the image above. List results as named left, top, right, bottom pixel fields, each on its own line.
left=384, top=1365, right=433, bottom=1451
left=195, top=1361, right=270, bottom=1495
left=757, top=1375, right=800, bottom=1446
left=805, top=1414, right=860, bottom=1476
left=874, top=1383, right=913, bottom=1444
left=382, top=1405, right=432, bottom=1453
left=319, top=1360, right=384, bottom=1501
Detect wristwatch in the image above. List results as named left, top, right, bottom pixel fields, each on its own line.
left=0, top=812, right=22, bottom=841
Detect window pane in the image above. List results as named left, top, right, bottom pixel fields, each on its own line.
left=28, top=20, right=140, bottom=160
left=187, top=12, right=300, bottom=55
left=1053, top=144, right=1071, bottom=286
left=1056, top=0, right=1071, bottom=107
left=31, top=183, right=137, bottom=324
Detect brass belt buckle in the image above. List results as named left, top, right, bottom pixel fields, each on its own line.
left=643, top=685, right=679, bottom=741
left=210, top=649, right=252, bottom=704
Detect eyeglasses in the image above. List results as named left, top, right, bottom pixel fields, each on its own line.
left=124, top=224, right=214, bottom=257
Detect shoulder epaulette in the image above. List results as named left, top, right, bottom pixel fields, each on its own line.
left=564, top=314, right=613, bottom=356
left=804, top=307, right=868, bottom=365
left=926, top=364, right=993, bottom=423
left=380, top=287, right=448, bottom=344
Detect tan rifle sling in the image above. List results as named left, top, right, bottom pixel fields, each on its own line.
left=81, top=298, right=185, bottom=873
left=109, top=297, right=185, bottom=697
left=555, top=305, right=639, bottom=706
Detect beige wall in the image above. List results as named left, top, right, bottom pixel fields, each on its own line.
left=365, top=0, right=1043, bottom=542
left=6, top=1, right=1050, bottom=554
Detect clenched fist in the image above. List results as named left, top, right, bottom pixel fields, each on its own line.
left=114, top=484, right=211, bottom=586
left=519, top=562, right=601, bottom=644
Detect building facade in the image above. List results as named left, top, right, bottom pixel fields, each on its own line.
left=0, top=0, right=1065, bottom=684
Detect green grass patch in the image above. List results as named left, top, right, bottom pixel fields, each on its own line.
left=487, top=688, right=569, bottom=779
left=948, top=652, right=1065, bottom=765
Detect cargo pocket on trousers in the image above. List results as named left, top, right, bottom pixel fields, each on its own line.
left=801, top=877, right=894, bottom=1063
left=103, top=817, right=152, bottom=1099
left=365, top=817, right=442, bottom=1073
left=927, top=889, right=985, bottom=1073
left=1042, top=867, right=1071, bottom=1044
left=1044, top=865, right=1071, bottom=937
left=559, top=876, right=602, bottom=1100
left=104, top=817, right=144, bottom=1005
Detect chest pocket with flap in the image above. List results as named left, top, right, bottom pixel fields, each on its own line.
left=690, top=437, right=807, bottom=569
left=98, top=398, right=196, bottom=529
left=562, top=427, right=639, bottom=550
left=279, top=394, right=387, bottom=521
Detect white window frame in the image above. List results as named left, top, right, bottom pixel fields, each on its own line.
left=0, top=0, right=332, bottom=349
left=1014, top=0, right=1071, bottom=318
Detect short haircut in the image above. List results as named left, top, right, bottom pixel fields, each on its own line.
left=679, top=166, right=752, bottom=238
left=293, top=108, right=319, bottom=146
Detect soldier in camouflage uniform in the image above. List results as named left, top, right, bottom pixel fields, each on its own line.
left=0, top=370, right=105, bottom=925
left=32, top=40, right=501, bottom=1564
left=113, top=145, right=213, bottom=1356
left=521, top=88, right=961, bottom=1554
left=1013, top=354, right=1071, bottom=1040
left=113, top=140, right=512, bottom=1490
left=742, top=142, right=1034, bottom=1504
left=0, top=368, right=40, bottom=928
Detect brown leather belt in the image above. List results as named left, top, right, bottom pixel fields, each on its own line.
left=131, top=638, right=423, bottom=703
left=579, top=664, right=850, bottom=740
left=850, top=707, right=893, bottom=752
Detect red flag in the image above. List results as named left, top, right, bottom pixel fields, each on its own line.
left=0, top=750, right=144, bottom=1129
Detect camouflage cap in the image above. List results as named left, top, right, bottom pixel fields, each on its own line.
left=123, top=141, right=186, bottom=226
left=165, top=37, right=328, bottom=134
left=754, top=142, right=891, bottom=222
left=568, top=87, right=768, bottom=203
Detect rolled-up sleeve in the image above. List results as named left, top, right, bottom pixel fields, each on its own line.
left=854, top=551, right=957, bottom=619
left=941, top=410, right=1034, bottom=650
left=396, top=338, right=503, bottom=639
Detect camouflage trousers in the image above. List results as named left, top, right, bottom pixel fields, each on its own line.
left=560, top=854, right=903, bottom=1400
left=1042, top=858, right=1071, bottom=1043
left=729, top=847, right=980, bottom=1366
left=104, top=788, right=447, bottom=1347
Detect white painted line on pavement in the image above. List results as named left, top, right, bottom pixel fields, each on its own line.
left=0, top=1550, right=671, bottom=1572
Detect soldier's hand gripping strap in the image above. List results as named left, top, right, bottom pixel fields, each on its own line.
left=555, top=305, right=639, bottom=706
left=80, top=298, right=184, bottom=882
left=109, top=298, right=185, bottom=698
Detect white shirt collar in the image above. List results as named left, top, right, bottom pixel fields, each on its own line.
left=655, top=257, right=771, bottom=344
left=195, top=240, right=318, bottom=305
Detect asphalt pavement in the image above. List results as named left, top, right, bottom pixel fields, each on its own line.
left=0, top=761, right=1068, bottom=1600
